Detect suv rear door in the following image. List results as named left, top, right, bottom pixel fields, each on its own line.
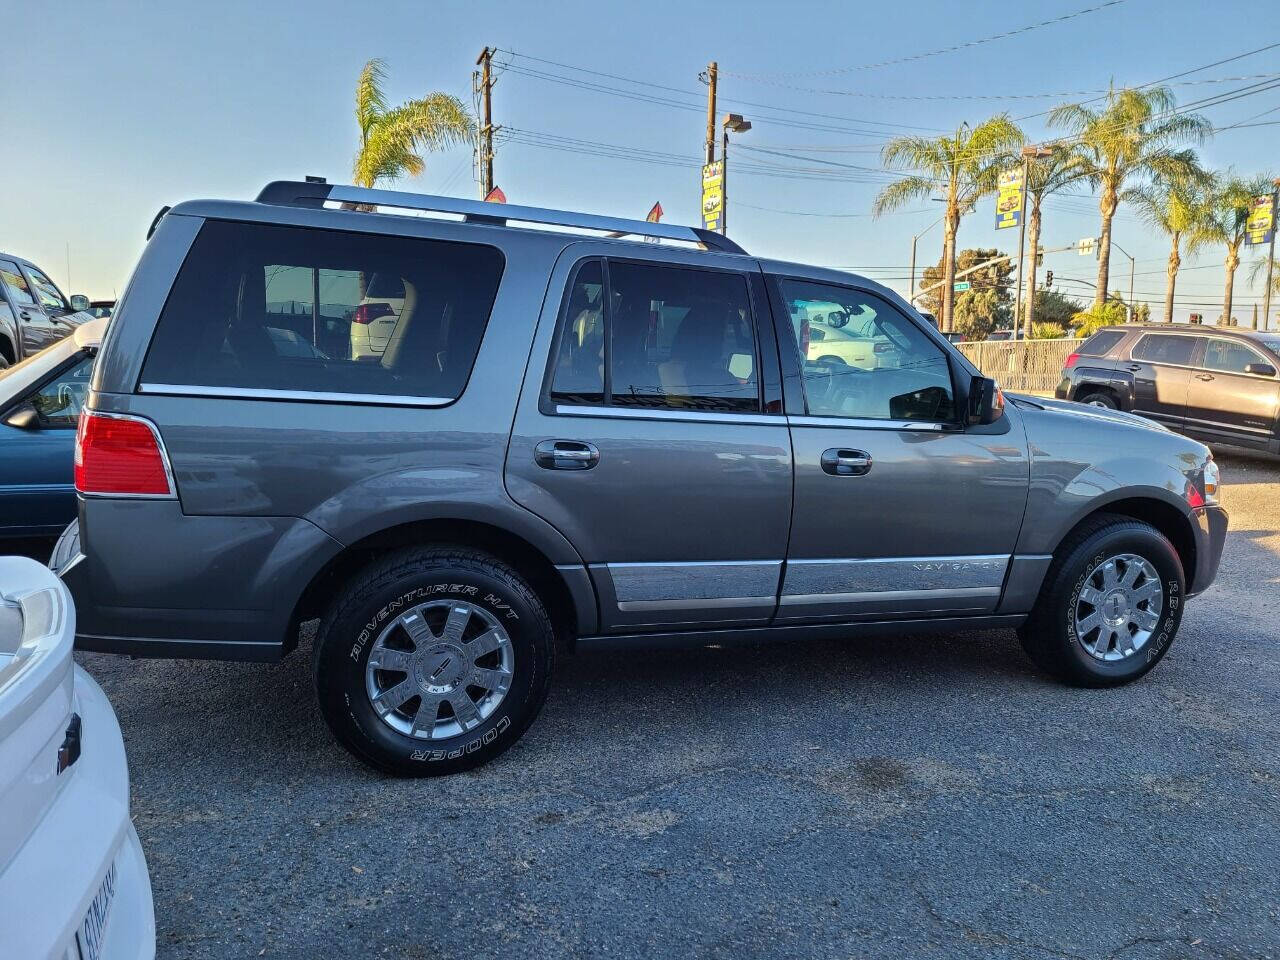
left=1126, top=332, right=1203, bottom=428
left=0, top=260, right=59, bottom=357
left=506, top=244, right=792, bottom=633
left=766, top=273, right=1028, bottom=621
left=1183, top=336, right=1280, bottom=449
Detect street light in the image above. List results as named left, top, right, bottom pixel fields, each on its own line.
left=720, top=113, right=751, bottom=235
left=1015, top=144, right=1053, bottom=339
left=1110, top=240, right=1136, bottom=319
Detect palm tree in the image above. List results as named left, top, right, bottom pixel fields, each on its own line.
left=874, top=116, right=1023, bottom=332
left=1129, top=167, right=1210, bottom=323
left=1049, top=86, right=1211, bottom=308
left=1021, top=146, right=1089, bottom=338
left=1188, top=173, right=1275, bottom=325
left=352, top=58, right=474, bottom=189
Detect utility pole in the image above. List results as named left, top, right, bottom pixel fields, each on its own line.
left=1264, top=178, right=1280, bottom=332
left=476, top=47, right=495, bottom=198
left=1111, top=240, right=1136, bottom=319
left=721, top=113, right=751, bottom=235
left=704, top=62, right=718, bottom=166
left=1015, top=146, right=1051, bottom=338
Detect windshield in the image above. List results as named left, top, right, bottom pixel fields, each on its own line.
left=0, top=338, right=79, bottom=388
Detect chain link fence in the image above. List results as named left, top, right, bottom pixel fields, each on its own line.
left=955, top=338, right=1084, bottom=396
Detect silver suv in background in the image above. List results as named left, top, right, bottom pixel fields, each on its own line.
left=54, top=182, right=1227, bottom=776
left=0, top=252, right=94, bottom=368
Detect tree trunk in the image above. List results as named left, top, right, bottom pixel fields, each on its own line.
left=1023, top=201, right=1042, bottom=340
left=940, top=206, right=959, bottom=333
left=1164, top=232, right=1180, bottom=324
left=1222, top=245, right=1239, bottom=325
left=1095, top=187, right=1117, bottom=308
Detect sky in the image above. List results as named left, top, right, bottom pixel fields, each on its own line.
left=3, top=0, right=1277, bottom=323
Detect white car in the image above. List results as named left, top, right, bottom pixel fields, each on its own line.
left=349, top=272, right=405, bottom=360
left=0, top=557, right=155, bottom=960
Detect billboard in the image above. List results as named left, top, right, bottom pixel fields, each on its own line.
left=994, top=168, right=1024, bottom=230
left=701, top=162, right=724, bottom=231
left=1246, top=194, right=1275, bottom=246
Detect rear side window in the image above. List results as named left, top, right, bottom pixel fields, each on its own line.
left=0, top=259, right=37, bottom=308
left=1077, top=330, right=1125, bottom=357
left=550, top=259, right=760, bottom=413
left=142, top=221, right=504, bottom=401
left=1132, top=334, right=1199, bottom=367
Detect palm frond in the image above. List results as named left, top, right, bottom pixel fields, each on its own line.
left=355, top=58, right=388, bottom=144
left=872, top=176, right=936, bottom=216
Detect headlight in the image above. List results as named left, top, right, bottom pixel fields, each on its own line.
left=1203, top=457, right=1220, bottom=504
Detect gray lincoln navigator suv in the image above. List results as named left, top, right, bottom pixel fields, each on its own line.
left=53, top=181, right=1228, bottom=776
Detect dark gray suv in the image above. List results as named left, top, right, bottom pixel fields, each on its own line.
left=53, top=181, right=1228, bottom=776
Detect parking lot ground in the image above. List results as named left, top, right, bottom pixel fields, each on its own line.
left=77, top=447, right=1280, bottom=960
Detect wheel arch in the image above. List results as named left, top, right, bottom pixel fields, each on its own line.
left=287, top=517, right=596, bottom=655
left=0, top=332, right=14, bottom=364
left=1051, top=494, right=1197, bottom=586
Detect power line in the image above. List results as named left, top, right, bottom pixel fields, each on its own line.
left=720, top=0, right=1129, bottom=80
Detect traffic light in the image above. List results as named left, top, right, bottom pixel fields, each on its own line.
left=1044, top=270, right=1053, bottom=289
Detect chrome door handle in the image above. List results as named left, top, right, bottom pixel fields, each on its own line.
left=821, top=448, right=872, bottom=477
left=1126, top=364, right=1142, bottom=372
left=534, top=439, right=600, bottom=470
left=1195, top=373, right=1215, bottom=381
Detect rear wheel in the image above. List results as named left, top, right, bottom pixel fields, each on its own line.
left=1077, top=390, right=1118, bottom=409
left=313, top=546, right=554, bottom=776
left=1018, top=515, right=1185, bottom=687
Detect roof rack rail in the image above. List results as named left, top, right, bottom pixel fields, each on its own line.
left=255, top=180, right=747, bottom=255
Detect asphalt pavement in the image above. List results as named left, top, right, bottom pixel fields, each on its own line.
left=77, top=447, right=1280, bottom=959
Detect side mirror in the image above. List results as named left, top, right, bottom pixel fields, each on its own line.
left=967, top=376, right=1004, bottom=426
left=1245, top=362, right=1276, bottom=377
left=69, top=294, right=91, bottom=312
left=3, top=404, right=41, bottom=430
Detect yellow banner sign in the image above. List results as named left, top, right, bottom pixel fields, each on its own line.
left=1246, top=194, right=1275, bottom=246
left=994, top=168, right=1024, bottom=230
left=701, top=161, right=724, bottom=231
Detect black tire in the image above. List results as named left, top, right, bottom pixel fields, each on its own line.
left=1077, top=390, right=1119, bottom=409
left=1018, top=515, right=1185, bottom=687
left=313, top=546, right=554, bottom=776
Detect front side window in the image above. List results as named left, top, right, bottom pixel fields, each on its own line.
left=141, top=221, right=504, bottom=401
left=1132, top=334, right=1199, bottom=367
left=24, top=266, right=68, bottom=313
left=0, top=259, right=37, bottom=308
left=550, top=260, right=759, bottom=413
left=1202, top=338, right=1264, bottom=375
left=30, top=356, right=93, bottom=427
left=780, top=279, right=955, bottom=421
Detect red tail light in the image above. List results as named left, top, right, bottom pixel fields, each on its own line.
left=75, top=411, right=175, bottom=497
left=351, top=303, right=394, bottom=325
left=1063, top=352, right=1081, bottom=370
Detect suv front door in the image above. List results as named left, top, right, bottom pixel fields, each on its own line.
left=0, top=259, right=59, bottom=357
left=1127, top=332, right=1203, bottom=427
left=1183, top=336, right=1280, bottom=449
left=506, top=245, right=792, bottom=633
left=769, top=276, right=1028, bottom=621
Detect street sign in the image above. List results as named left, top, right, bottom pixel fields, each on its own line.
left=953, top=281, right=971, bottom=292
left=700, top=162, right=724, bottom=231
left=1077, top=237, right=1097, bottom=256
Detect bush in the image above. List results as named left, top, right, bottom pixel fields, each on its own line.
left=1031, top=321, right=1066, bottom=339
left=1071, top=299, right=1129, bottom=337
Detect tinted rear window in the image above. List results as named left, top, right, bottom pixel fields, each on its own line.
left=1132, top=333, right=1199, bottom=367
left=1077, top=330, right=1125, bottom=356
left=141, top=221, right=504, bottom=401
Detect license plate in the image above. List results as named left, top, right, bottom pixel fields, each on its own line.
left=76, top=860, right=117, bottom=960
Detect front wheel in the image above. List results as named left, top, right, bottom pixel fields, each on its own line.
left=313, top=546, right=555, bottom=776
left=1018, top=516, right=1185, bottom=687
left=1077, top=391, right=1119, bottom=409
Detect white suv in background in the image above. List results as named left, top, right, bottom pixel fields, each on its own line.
left=0, top=557, right=155, bottom=960
left=349, top=271, right=406, bottom=360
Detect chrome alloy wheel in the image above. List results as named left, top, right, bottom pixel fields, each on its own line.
left=364, top=600, right=514, bottom=740
left=1073, top=554, right=1163, bottom=661
left=1086, top=398, right=1111, bottom=408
